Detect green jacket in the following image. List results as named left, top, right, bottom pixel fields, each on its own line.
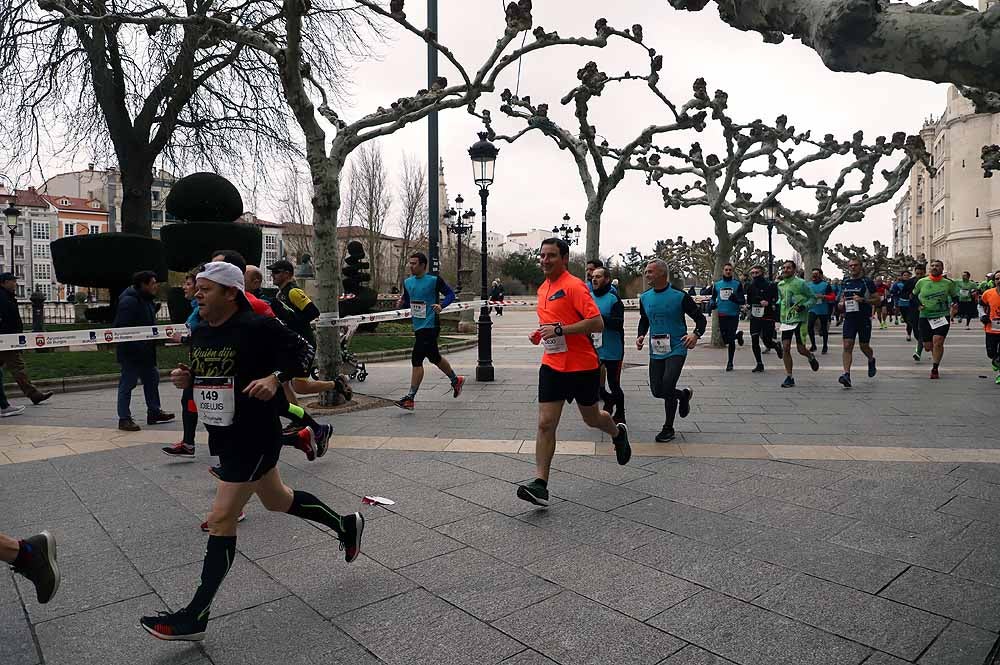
left=777, top=276, right=814, bottom=324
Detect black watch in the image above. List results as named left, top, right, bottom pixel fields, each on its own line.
left=554, top=323, right=564, bottom=336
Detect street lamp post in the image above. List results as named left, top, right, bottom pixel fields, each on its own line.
left=444, top=197, right=474, bottom=292
left=468, top=132, right=498, bottom=382
left=2, top=180, right=20, bottom=275
left=551, top=213, right=582, bottom=245
left=762, top=201, right=779, bottom=281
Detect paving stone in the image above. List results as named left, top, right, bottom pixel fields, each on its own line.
left=517, top=501, right=663, bottom=554
left=825, top=477, right=955, bottom=510
left=728, top=475, right=849, bottom=511
left=550, top=454, right=654, bottom=484
left=492, top=590, right=684, bottom=665
left=661, top=645, right=738, bottom=664
left=861, top=654, right=911, bottom=665
left=625, top=531, right=787, bottom=601
left=830, top=522, right=990, bottom=573
left=525, top=545, right=701, bottom=620
left=649, top=589, right=871, bottom=665
left=205, top=596, right=382, bottom=665
left=225, top=508, right=331, bottom=560
left=949, top=463, right=1000, bottom=485
left=446, top=477, right=564, bottom=516
left=880, top=566, right=1000, bottom=632
left=755, top=573, right=947, bottom=660
left=0, top=571, right=38, bottom=665
left=622, top=474, right=753, bottom=512
left=830, top=496, right=971, bottom=534
left=545, top=470, right=650, bottom=511
left=737, top=531, right=906, bottom=594
left=939, top=495, right=1000, bottom=525
left=433, top=452, right=543, bottom=482
left=336, top=588, right=522, bottom=665
left=613, top=497, right=765, bottom=548
left=390, top=458, right=491, bottom=489
left=436, top=512, right=579, bottom=566
left=112, top=522, right=208, bottom=574
left=383, top=483, right=489, bottom=527
left=360, top=513, right=465, bottom=569
left=917, top=621, right=996, bottom=665
left=643, top=458, right=756, bottom=486
left=399, top=547, right=559, bottom=622
left=953, top=543, right=1000, bottom=586
left=725, top=496, right=857, bottom=540
left=498, top=651, right=558, bottom=665
left=952, top=478, right=1000, bottom=502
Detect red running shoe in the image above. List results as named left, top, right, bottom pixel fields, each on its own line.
left=452, top=376, right=466, bottom=398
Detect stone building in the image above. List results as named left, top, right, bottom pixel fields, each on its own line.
left=0, top=187, right=60, bottom=299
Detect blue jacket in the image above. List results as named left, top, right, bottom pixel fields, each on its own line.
left=112, top=285, right=158, bottom=364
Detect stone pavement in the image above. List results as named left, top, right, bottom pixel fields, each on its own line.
left=2, top=309, right=999, bottom=664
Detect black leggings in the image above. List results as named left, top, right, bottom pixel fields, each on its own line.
left=181, top=385, right=197, bottom=445
left=899, top=306, right=913, bottom=337
left=649, top=355, right=687, bottom=428
left=751, top=328, right=780, bottom=365
left=600, top=360, right=625, bottom=420
left=987, top=334, right=1000, bottom=362
left=808, top=313, right=829, bottom=349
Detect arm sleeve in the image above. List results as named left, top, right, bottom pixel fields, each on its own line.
left=606, top=298, right=625, bottom=332
left=638, top=299, right=650, bottom=337
left=399, top=287, right=411, bottom=308
left=288, top=288, right=320, bottom=323
left=262, top=317, right=315, bottom=381
left=734, top=284, right=746, bottom=306
left=708, top=285, right=717, bottom=312
left=437, top=277, right=456, bottom=309
left=683, top=294, right=708, bottom=337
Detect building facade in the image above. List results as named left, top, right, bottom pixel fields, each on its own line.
left=0, top=187, right=60, bottom=299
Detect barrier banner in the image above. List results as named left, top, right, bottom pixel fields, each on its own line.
left=0, top=324, right=185, bottom=352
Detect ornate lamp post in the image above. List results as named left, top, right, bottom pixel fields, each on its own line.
left=551, top=213, right=581, bottom=245
left=444, top=197, right=474, bottom=292
left=468, top=132, right=498, bottom=382
left=761, top=201, right=779, bottom=280
left=2, top=178, right=20, bottom=275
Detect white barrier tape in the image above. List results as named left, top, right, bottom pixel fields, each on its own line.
left=0, top=324, right=188, bottom=352
left=316, top=300, right=535, bottom=327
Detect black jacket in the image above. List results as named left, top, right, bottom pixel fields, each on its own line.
left=747, top=277, right=780, bottom=320
left=0, top=287, right=22, bottom=335
left=113, top=285, right=158, bottom=364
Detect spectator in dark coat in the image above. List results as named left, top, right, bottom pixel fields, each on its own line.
left=114, top=271, right=173, bottom=431
left=0, top=273, right=52, bottom=409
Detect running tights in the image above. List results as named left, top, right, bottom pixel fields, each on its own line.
left=900, top=307, right=913, bottom=337
left=751, top=332, right=780, bottom=366
left=808, top=313, right=829, bottom=350
left=600, top=360, right=625, bottom=421
left=649, top=356, right=687, bottom=428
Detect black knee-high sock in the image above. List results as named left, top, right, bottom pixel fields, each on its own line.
left=181, top=406, right=198, bottom=446
left=751, top=335, right=763, bottom=365
left=186, top=535, right=236, bottom=621
left=287, top=489, right=345, bottom=535
left=727, top=342, right=736, bottom=365
left=283, top=401, right=320, bottom=430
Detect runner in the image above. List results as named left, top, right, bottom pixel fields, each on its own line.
left=978, top=270, right=1000, bottom=383
left=637, top=258, right=706, bottom=442
left=903, top=264, right=926, bottom=357
left=895, top=270, right=914, bottom=342
left=586, top=258, right=617, bottom=295
left=889, top=274, right=906, bottom=327
left=518, top=239, right=631, bottom=507
left=836, top=258, right=879, bottom=388
left=709, top=262, right=745, bottom=371
left=831, top=278, right=843, bottom=327
left=956, top=271, right=978, bottom=329
left=590, top=267, right=626, bottom=424
left=746, top=265, right=783, bottom=373
left=139, top=262, right=364, bottom=641
left=806, top=268, right=835, bottom=354
left=913, top=259, right=960, bottom=379
left=1, top=530, right=59, bottom=603
left=777, top=260, right=820, bottom=388
left=163, top=268, right=202, bottom=455
left=393, top=252, right=465, bottom=410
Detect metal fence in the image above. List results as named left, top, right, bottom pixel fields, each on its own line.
left=17, top=302, right=171, bottom=326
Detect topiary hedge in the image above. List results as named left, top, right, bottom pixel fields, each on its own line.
left=51, top=233, right=168, bottom=286
left=160, top=222, right=262, bottom=272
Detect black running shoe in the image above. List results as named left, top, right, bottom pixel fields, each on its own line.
left=517, top=480, right=550, bottom=507
left=162, top=442, right=195, bottom=458
left=655, top=427, right=676, bottom=442
left=822, top=346, right=828, bottom=355
left=751, top=364, right=765, bottom=373
left=140, top=609, right=207, bottom=642
left=394, top=397, right=415, bottom=411
left=868, top=357, right=877, bottom=378
left=339, top=512, right=365, bottom=563
left=838, top=373, right=852, bottom=389
left=12, top=531, right=60, bottom=604
left=208, top=465, right=222, bottom=480
left=612, top=423, right=631, bottom=466
left=736, top=330, right=744, bottom=346
left=781, top=376, right=795, bottom=388
left=913, top=352, right=921, bottom=362
left=725, top=363, right=734, bottom=372
left=809, top=344, right=817, bottom=352
left=678, top=388, right=693, bottom=419
left=314, top=423, right=333, bottom=458
left=808, top=355, right=820, bottom=372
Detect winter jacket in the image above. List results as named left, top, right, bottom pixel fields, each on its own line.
left=0, top=287, right=22, bottom=335
left=112, top=286, right=158, bottom=365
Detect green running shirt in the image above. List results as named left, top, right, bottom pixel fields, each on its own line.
left=913, top=277, right=959, bottom=319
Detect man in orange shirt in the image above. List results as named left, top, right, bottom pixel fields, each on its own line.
left=520, top=238, right=631, bottom=507
left=979, top=269, right=1000, bottom=384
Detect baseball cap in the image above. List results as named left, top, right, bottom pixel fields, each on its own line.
left=196, top=261, right=245, bottom=292
left=267, top=259, right=294, bottom=273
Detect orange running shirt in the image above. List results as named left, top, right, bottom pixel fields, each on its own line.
left=981, top=288, right=1000, bottom=334
left=536, top=270, right=600, bottom=372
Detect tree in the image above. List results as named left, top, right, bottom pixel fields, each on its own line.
left=500, top=250, right=544, bottom=290
left=276, top=161, right=314, bottom=262
left=824, top=241, right=920, bottom=278
left=343, top=142, right=392, bottom=291
left=395, top=153, right=428, bottom=285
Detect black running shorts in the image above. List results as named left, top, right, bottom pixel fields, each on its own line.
left=749, top=318, right=775, bottom=338
left=780, top=322, right=808, bottom=345
left=842, top=317, right=872, bottom=344
left=538, top=364, right=600, bottom=406
left=919, top=317, right=950, bottom=340
left=216, top=445, right=280, bottom=483
left=412, top=327, right=443, bottom=367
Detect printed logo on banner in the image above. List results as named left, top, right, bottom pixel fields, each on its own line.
left=89, top=332, right=97, bottom=341
left=151, top=327, right=159, bottom=336
left=105, top=331, right=114, bottom=342
left=35, top=335, right=45, bottom=347
left=165, top=326, right=174, bottom=337
left=18, top=335, right=26, bottom=346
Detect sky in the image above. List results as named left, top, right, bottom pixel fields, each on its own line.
left=10, top=0, right=951, bottom=271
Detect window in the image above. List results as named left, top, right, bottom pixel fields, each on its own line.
left=90, top=201, right=101, bottom=209
left=32, top=222, right=49, bottom=240
left=59, top=198, right=70, bottom=206
left=32, top=244, right=49, bottom=259
left=0, top=245, right=4, bottom=257
left=89, top=224, right=100, bottom=235
left=265, top=235, right=278, bottom=250
left=13, top=245, right=24, bottom=259
left=34, top=283, right=51, bottom=300
left=15, top=284, right=24, bottom=298
left=14, top=264, right=24, bottom=278
left=63, top=223, right=75, bottom=237
left=152, top=190, right=160, bottom=202
left=34, top=263, right=51, bottom=281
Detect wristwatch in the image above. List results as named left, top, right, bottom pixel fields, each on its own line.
left=554, top=323, right=564, bottom=336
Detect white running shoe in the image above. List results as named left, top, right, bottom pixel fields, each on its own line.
left=1, top=405, right=26, bottom=418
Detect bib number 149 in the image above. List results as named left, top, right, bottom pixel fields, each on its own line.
left=194, top=376, right=235, bottom=427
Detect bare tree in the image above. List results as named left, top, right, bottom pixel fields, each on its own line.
left=343, top=142, right=392, bottom=291
left=277, top=161, right=314, bottom=262
left=825, top=240, right=919, bottom=279
left=395, top=153, right=428, bottom=285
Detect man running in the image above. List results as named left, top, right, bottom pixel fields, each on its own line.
left=777, top=260, right=820, bottom=388
left=394, top=252, right=464, bottom=410
left=709, top=262, right=745, bottom=371
left=140, top=262, right=364, bottom=641
left=586, top=258, right=617, bottom=295
left=806, top=268, right=835, bottom=354
left=903, top=264, right=926, bottom=355
left=913, top=259, right=960, bottom=379
left=519, top=239, right=631, bottom=507
left=836, top=258, right=879, bottom=388
left=979, top=270, right=1000, bottom=383
left=746, top=265, right=783, bottom=372
left=2, top=530, right=59, bottom=604
left=637, top=258, right=705, bottom=442
left=956, top=271, right=978, bottom=329
left=874, top=277, right=890, bottom=329
left=590, top=267, right=626, bottom=423
left=895, top=270, right=914, bottom=342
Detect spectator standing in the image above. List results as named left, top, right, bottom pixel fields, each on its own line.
left=490, top=279, right=505, bottom=316
left=0, top=272, right=53, bottom=407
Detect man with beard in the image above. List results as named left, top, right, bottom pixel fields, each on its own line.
left=746, top=265, right=783, bottom=373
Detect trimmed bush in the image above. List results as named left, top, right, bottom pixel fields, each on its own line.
left=167, top=286, right=192, bottom=324
left=51, top=233, right=168, bottom=286
left=164, top=172, right=243, bottom=222
left=160, top=222, right=262, bottom=272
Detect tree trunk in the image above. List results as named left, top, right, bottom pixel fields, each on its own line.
left=584, top=200, right=602, bottom=261
left=118, top=162, right=155, bottom=236
left=787, top=231, right=831, bottom=278
left=312, top=159, right=344, bottom=406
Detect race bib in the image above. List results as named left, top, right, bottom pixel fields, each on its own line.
left=591, top=332, right=603, bottom=349
left=411, top=301, right=427, bottom=319
left=651, top=334, right=671, bottom=355
left=780, top=322, right=799, bottom=332
left=194, top=377, right=235, bottom=427
left=751, top=305, right=764, bottom=318
left=542, top=334, right=567, bottom=354
left=845, top=299, right=859, bottom=313
left=960, top=289, right=970, bottom=298
left=719, top=288, right=733, bottom=301
left=928, top=316, right=948, bottom=330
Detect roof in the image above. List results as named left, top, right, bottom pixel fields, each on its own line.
left=239, top=212, right=282, bottom=228
left=0, top=187, right=50, bottom=209
left=42, top=194, right=107, bottom=213
left=337, top=225, right=403, bottom=242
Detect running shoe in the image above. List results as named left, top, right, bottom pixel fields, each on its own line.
left=774, top=344, right=784, bottom=360
left=678, top=388, right=693, bottom=419
left=995, top=374, right=1000, bottom=385
left=838, top=373, right=852, bottom=389
left=452, top=376, right=466, bottom=398
left=736, top=330, right=744, bottom=346
left=140, top=609, right=207, bottom=641
left=655, top=427, right=676, bottom=442
left=751, top=364, right=765, bottom=373
left=208, top=465, right=222, bottom=480
left=314, top=423, right=333, bottom=458
left=930, top=368, right=940, bottom=380
left=725, top=363, right=734, bottom=372
left=339, top=512, right=365, bottom=563
left=1, top=405, right=26, bottom=418
left=612, top=423, right=631, bottom=466
left=295, top=427, right=317, bottom=461
left=868, top=357, right=877, bottom=378
left=146, top=411, right=176, bottom=425
left=906, top=336, right=912, bottom=342
left=809, top=344, right=817, bottom=352
left=516, top=479, right=550, bottom=507
left=162, top=442, right=195, bottom=458
left=822, top=346, right=828, bottom=355
left=30, top=391, right=54, bottom=405
left=394, top=397, right=415, bottom=411
left=993, top=360, right=1000, bottom=373
left=781, top=376, right=796, bottom=388
left=808, top=355, right=820, bottom=372
left=281, top=422, right=301, bottom=436
left=12, top=531, right=60, bottom=604
left=913, top=353, right=921, bottom=362
left=200, top=512, right=246, bottom=532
